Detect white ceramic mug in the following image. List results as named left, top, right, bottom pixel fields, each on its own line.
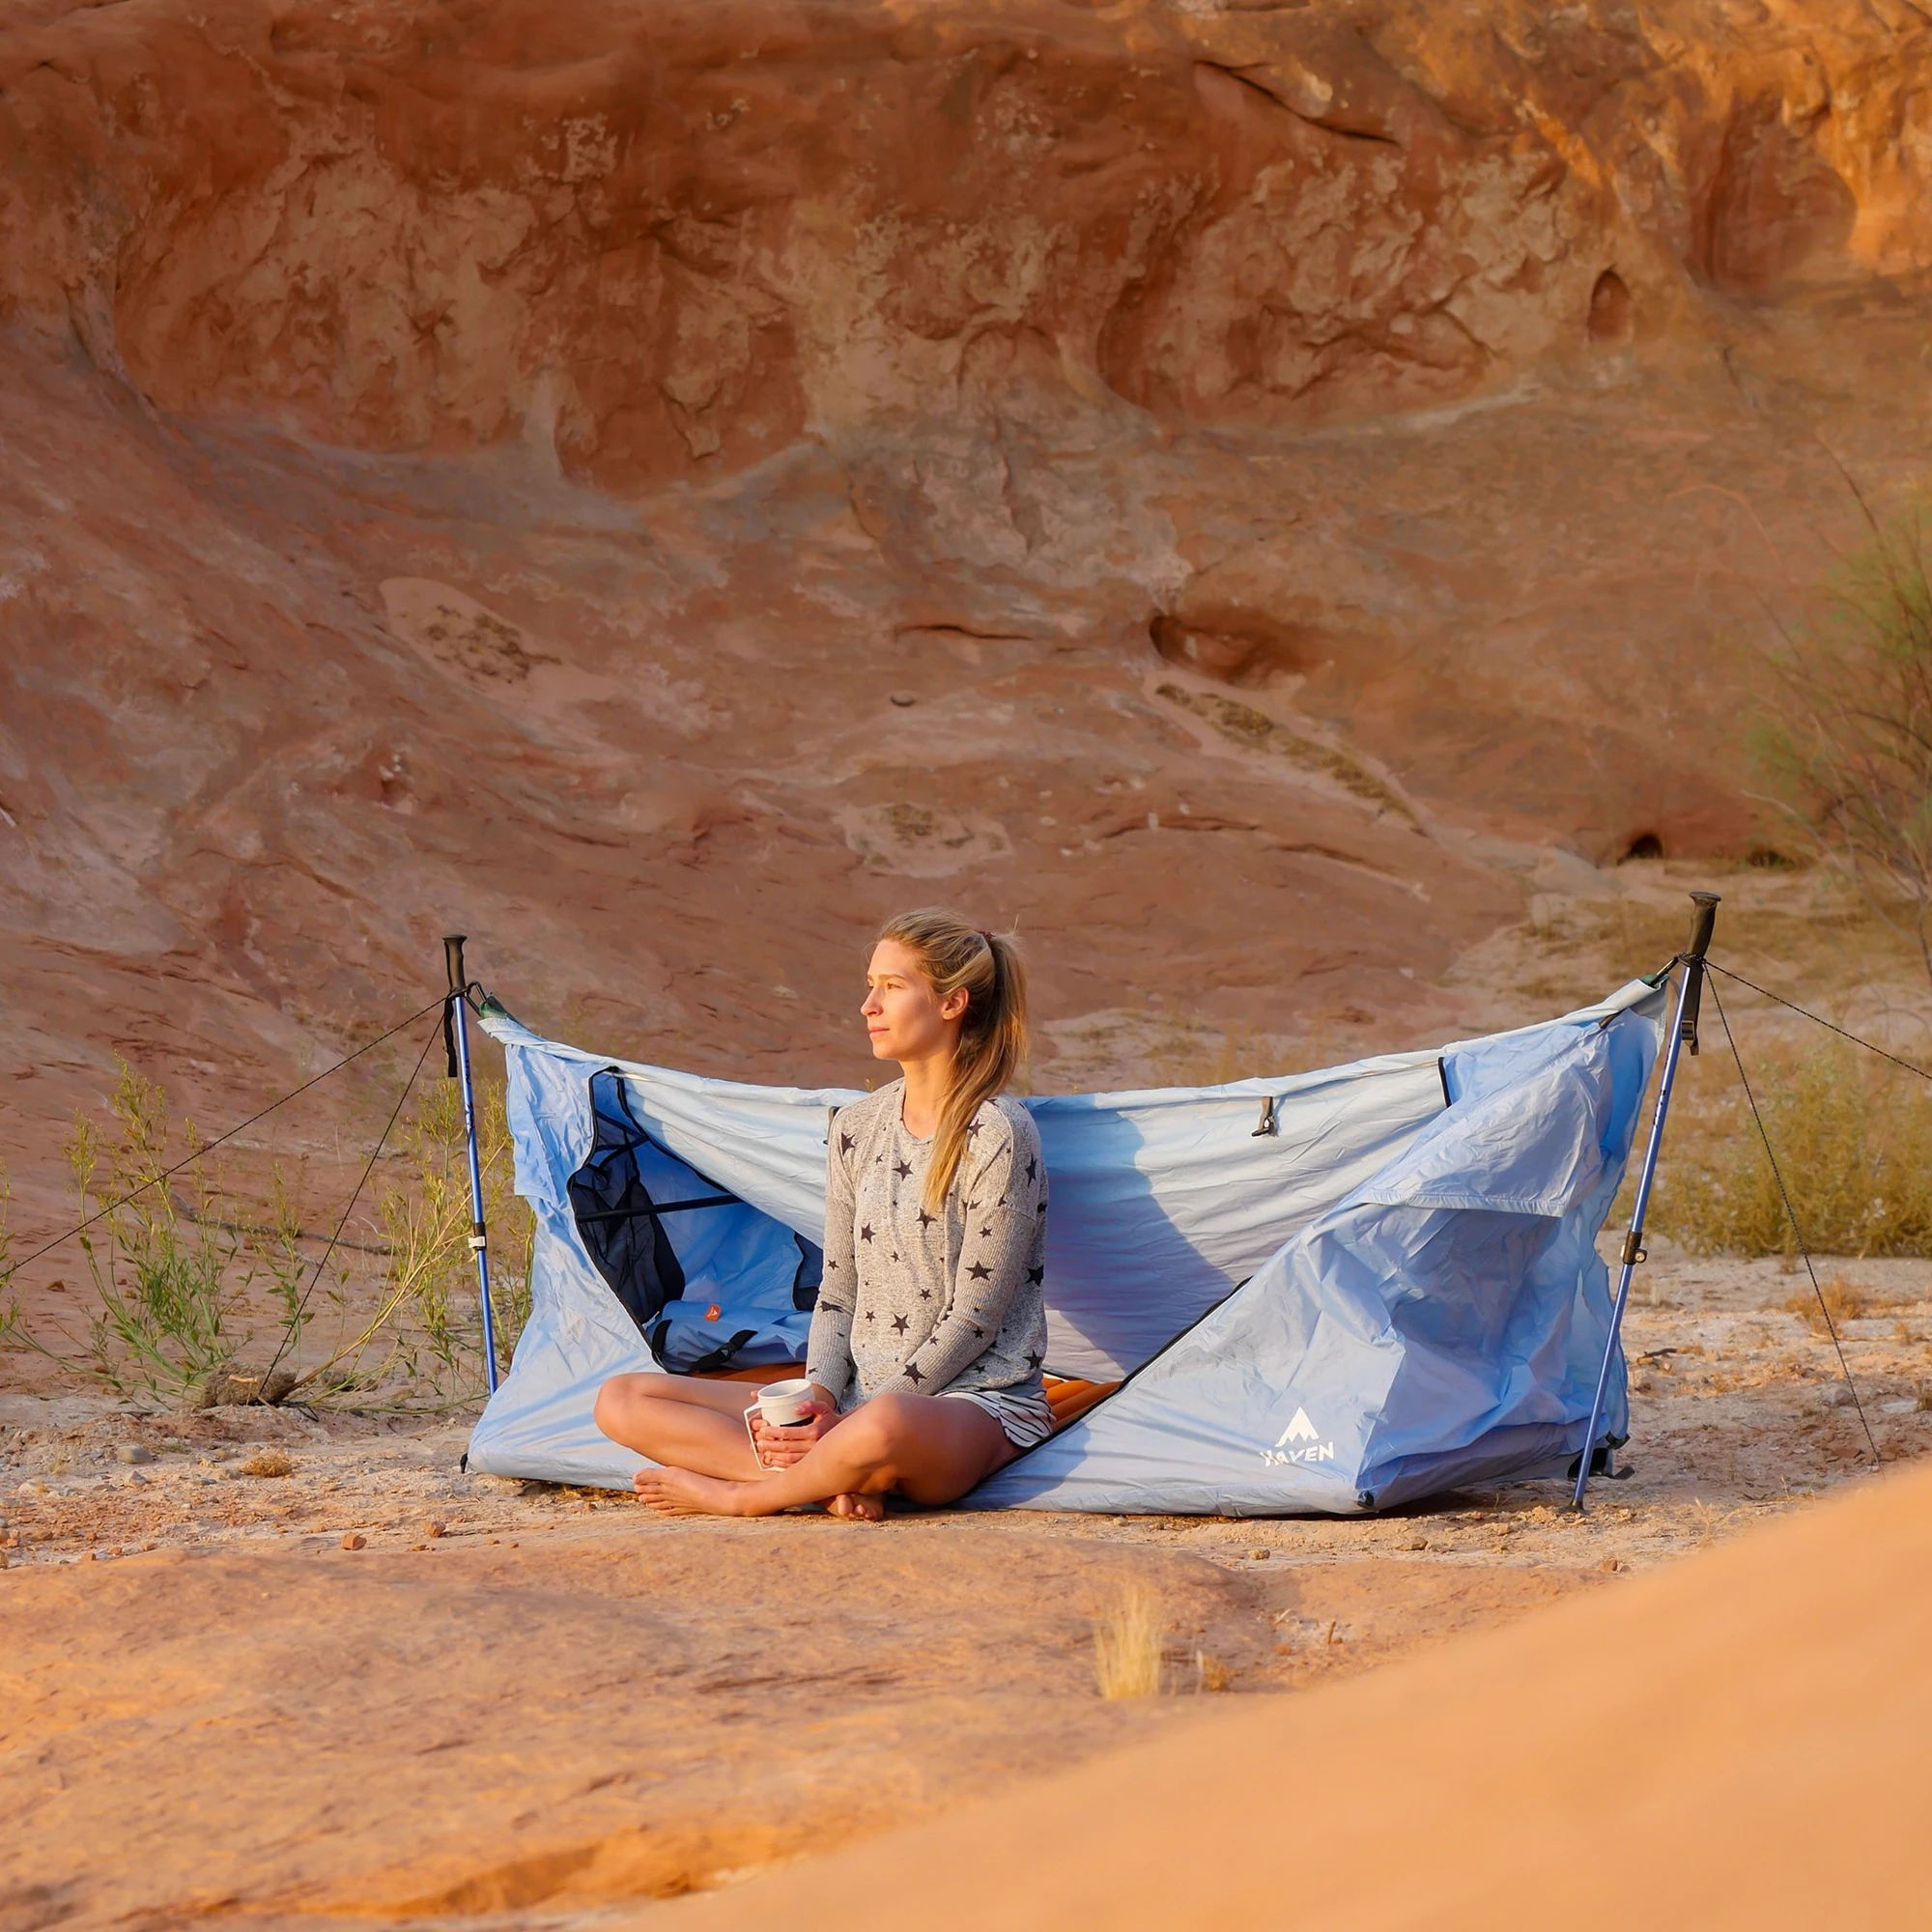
left=755, top=1378, right=818, bottom=1427
left=744, top=1377, right=820, bottom=1469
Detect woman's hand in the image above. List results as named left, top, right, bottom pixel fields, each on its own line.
left=752, top=1396, right=839, bottom=1469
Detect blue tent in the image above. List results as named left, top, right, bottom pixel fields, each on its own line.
left=466, top=980, right=1662, bottom=1513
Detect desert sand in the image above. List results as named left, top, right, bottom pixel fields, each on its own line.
left=5, top=1252, right=1928, bottom=1924
left=670, top=1435, right=1932, bottom=1932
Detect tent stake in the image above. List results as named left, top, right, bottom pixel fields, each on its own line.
left=1572, top=890, right=1719, bottom=1510
left=445, top=933, right=500, bottom=1394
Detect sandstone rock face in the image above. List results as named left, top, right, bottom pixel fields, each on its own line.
left=6, top=0, right=1927, bottom=472
left=0, top=0, right=1929, bottom=1240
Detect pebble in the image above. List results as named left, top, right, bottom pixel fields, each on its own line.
left=1406, top=1538, right=1429, bottom=1551
left=1248, top=1548, right=1270, bottom=1560
left=1599, top=1557, right=1623, bottom=1573
left=116, top=1445, right=156, bottom=1465
left=340, top=1531, right=367, bottom=1550
left=15, top=1481, right=47, bottom=1497
left=423, top=1520, right=445, bottom=1539
left=115, top=1469, right=150, bottom=1488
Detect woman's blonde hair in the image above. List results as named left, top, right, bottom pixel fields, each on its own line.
left=877, top=907, right=1029, bottom=1213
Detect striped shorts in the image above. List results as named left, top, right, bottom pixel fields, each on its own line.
left=940, top=1383, right=1056, bottom=1450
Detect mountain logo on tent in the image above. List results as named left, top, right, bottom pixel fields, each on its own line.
left=1261, top=1405, right=1336, bottom=1467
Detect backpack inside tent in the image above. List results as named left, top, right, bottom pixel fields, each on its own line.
left=466, top=980, right=1663, bottom=1514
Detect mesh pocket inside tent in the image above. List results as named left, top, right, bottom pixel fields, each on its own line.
left=566, top=1068, right=820, bottom=1373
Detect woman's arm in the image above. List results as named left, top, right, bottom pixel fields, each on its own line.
left=804, top=1110, right=860, bottom=1409
left=875, top=1111, right=1042, bottom=1396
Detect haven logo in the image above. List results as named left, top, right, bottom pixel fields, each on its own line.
left=1260, top=1406, right=1336, bottom=1467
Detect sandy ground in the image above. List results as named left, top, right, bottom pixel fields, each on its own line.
left=669, top=1453, right=1932, bottom=1932
left=3, top=1252, right=1929, bottom=1928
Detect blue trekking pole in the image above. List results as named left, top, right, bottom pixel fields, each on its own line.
left=444, top=934, right=500, bottom=1394
left=1572, top=890, right=1719, bottom=1509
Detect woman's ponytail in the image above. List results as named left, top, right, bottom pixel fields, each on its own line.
left=875, top=908, right=1029, bottom=1213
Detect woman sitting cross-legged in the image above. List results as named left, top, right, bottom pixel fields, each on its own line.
left=593, top=906, right=1051, bottom=1521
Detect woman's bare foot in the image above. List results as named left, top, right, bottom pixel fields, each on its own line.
left=826, top=1492, right=886, bottom=1523
left=633, top=1466, right=751, bottom=1517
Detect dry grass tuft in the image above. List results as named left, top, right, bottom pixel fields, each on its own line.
left=1779, top=1272, right=1905, bottom=1333
left=242, top=1445, right=295, bottom=1478
left=1093, top=1584, right=1166, bottom=1700
left=1193, top=1650, right=1235, bottom=1691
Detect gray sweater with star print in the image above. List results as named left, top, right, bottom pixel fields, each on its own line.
left=806, top=1081, right=1049, bottom=1409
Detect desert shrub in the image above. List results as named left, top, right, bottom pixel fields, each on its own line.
left=1753, top=498, right=1932, bottom=986
left=55, top=1065, right=255, bottom=1403
left=392, top=1073, right=533, bottom=1380
left=1093, top=1583, right=1166, bottom=1699
left=26, top=1067, right=327, bottom=1406
left=1649, top=1039, right=1932, bottom=1257
left=286, top=1074, right=531, bottom=1404
left=4, top=1057, right=532, bottom=1409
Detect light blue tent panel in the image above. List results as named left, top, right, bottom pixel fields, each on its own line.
left=467, top=980, right=1662, bottom=1511
left=968, top=1003, right=1655, bottom=1514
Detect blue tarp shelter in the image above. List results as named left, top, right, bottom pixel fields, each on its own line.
left=466, top=980, right=1662, bottom=1513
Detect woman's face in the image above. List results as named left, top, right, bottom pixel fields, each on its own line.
left=862, top=939, right=968, bottom=1063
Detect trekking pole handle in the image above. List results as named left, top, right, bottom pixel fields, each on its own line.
left=1678, top=892, right=1720, bottom=1055
left=442, top=934, right=469, bottom=1080
left=1685, top=893, right=1719, bottom=964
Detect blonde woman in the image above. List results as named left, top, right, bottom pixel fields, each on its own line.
left=593, top=908, right=1051, bottom=1520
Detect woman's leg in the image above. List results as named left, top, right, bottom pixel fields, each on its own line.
left=633, top=1392, right=1017, bottom=1519
left=593, top=1373, right=772, bottom=1482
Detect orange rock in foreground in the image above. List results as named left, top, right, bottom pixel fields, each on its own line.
left=675, top=1461, right=1932, bottom=1929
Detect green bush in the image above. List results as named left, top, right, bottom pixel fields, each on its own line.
left=59, top=1065, right=252, bottom=1403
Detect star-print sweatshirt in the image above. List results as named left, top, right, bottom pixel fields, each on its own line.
left=806, top=1081, right=1049, bottom=1409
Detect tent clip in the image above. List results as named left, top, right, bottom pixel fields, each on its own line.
left=1252, top=1095, right=1278, bottom=1138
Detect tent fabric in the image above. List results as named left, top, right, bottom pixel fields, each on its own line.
left=567, top=1067, right=821, bottom=1374
left=967, top=1005, right=1654, bottom=1514
left=465, top=980, right=1663, bottom=1511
